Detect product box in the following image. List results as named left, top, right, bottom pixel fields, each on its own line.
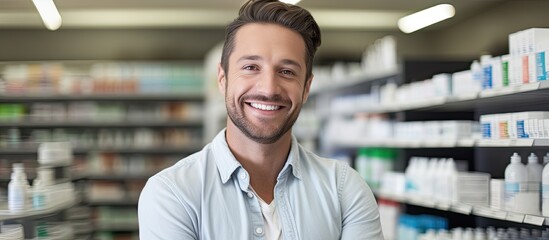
left=480, top=114, right=494, bottom=139
left=451, top=70, right=479, bottom=97
left=514, top=111, right=549, bottom=138
left=432, top=73, right=452, bottom=97
left=536, top=50, right=549, bottom=81
left=490, top=179, right=505, bottom=210
left=454, top=172, right=490, bottom=206
left=501, top=55, right=510, bottom=87
left=509, top=29, right=549, bottom=84
left=491, top=56, right=504, bottom=89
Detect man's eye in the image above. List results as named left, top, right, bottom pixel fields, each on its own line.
left=280, top=70, right=295, bottom=75
left=243, top=65, right=258, bottom=71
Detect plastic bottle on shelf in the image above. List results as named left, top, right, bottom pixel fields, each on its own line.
left=445, top=158, right=458, bottom=203
left=405, top=157, right=419, bottom=195
left=526, top=153, right=543, bottom=214
left=32, top=167, right=54, bottom=209
left=8, top=163, right=30, bottom=211
left=542, top=154, right=549, bottom=216
left=355, top=148, right=370, bottom=183
left=544, top=153, right=549, bottom=166
left=504, top=152, right=527, bottom=212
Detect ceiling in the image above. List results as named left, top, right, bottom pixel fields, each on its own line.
left=0, top=0, right=505, bottom=30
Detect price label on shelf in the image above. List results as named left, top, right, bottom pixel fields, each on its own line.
left=506, top=212, right=525, bottom=223
left=523, top=215, right=545, bottom=226
left=436, top=202, right=451, bottom=211
left=493, top=210, right=508, bottom=220
left=451, top=203, right=473, bottom=214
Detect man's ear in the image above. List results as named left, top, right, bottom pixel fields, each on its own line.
left=217, top=64, right=226, bottom=96
left=303, top=74, right=314, bottom=103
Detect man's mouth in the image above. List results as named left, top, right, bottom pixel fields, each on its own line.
left=249, top=102, right=282, bottom=111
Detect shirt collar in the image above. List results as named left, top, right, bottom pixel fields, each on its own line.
left=211, top=129, right=302, bottom=184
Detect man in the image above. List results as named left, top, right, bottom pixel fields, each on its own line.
left=138, top=0, right=383, bottom=239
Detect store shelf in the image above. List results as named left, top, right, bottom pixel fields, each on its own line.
left=477, top=139, right=549, bottom=147
left=0, top=92, right=204, bottom=102
left=331, top=138, right=476, bottom=149
left=94, top=223, right=139, bottom=232
left=375, top=191, right=548, bottom=226
left=310, top=67, right=400, bottom=96
left=329, top=81, right=549, bottom=116
left=74, top=173, right=154, bottom=181
left=0, top=119, right=202, bottom=128
left=0, top=145, right=202, bottom=154
left=331, top=138, right=549, bottom=149
left=0, top=197, right=77, bottom=221
left=86, top=198, right=139, bottom=206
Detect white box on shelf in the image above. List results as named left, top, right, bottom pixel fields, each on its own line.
left=454, top=172, right=491, bottom=206
left=490, top=179, right=505, bottom=210
left=536, top=50, right=549, bottom=81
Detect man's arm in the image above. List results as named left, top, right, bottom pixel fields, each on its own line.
left=338, top=163, right=384, bottom=239
left=138, top=175, right=198, bottom=239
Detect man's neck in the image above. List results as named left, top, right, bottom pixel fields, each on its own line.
left=225, top=124, right=292, bottom=203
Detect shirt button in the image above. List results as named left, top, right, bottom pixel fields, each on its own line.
left=247, top=192, right=254, bottom=198
left=239, top=172, right=247, bottom=179
left=255, top=227, right=263, bottom=235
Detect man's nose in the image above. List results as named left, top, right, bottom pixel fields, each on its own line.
left=256, top=70, right=281, bottom=95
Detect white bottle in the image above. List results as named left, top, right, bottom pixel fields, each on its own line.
left=527, top=153, right=543, bottom=190
left=446, top=159, right=458, bottom=203
left=8, top=163, right=30, bottom=211
left=405, top=157, right=419, bottom=195
left=542, top=154, right=549, bottom=216
left=526, top=153, right=543, bottom=214
left=505, top=152, right=528, bottom=212
left=33, top=167, right=54, bottom=209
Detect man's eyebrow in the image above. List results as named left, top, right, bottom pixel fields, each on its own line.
left=237, top=55, right=262, bottom=63
left=280, top=59, right=302, bottom=70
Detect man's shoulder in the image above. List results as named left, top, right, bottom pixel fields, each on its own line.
left=151, top=144, right=215, bottom=184
left=299, top=146, right=348, bottom=169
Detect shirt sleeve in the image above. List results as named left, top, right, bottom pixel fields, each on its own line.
left=138, top=175, right=198, bottom=240
left=338, top=162, right=384, bottom=240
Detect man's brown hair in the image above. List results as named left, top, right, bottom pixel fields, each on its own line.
left=221, top=0, right=321, bottom=81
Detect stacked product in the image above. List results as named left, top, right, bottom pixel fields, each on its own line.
left=418, top=227, right=549, bottom=240
left=399, top=157, right=489, bottom=206
left=324, top=117, right=479, bottom=147
left=480, top=111, right=549, bottom=140
left=354, top=148, right=397, bottom=190
left=397, top=214, right=447, bottom=240
left=497, top=152, right=545, bottom=215
left=0, top=62, right=204, bottom=94
left=0, top=224, right=23, bottom=240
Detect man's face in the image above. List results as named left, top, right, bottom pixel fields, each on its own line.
left=218, top=23, right=312, bottom=144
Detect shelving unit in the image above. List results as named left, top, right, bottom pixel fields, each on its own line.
left=308, top=58, right=549, bottom=232
left=0, top=197, right=77, bottom=222
left=0, top=60, right=206, bottom=239
left=375, top=191, right=547, bottom=226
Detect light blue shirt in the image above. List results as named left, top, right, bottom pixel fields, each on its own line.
left=138, top=130, right=383, bottom=239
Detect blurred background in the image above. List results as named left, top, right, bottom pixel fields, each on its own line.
left=1, top=0, right=549, bottom=239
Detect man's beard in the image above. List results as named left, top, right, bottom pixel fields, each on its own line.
left=225, top=93, right=300, bottom=144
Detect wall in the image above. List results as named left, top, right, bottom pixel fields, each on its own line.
left=430, top=0, right=549, bottom=59
left=1, top=1, right=548, bottom=62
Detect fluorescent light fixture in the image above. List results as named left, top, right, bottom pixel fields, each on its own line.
left=398, top=4, right=455, bottom=34
left=279, top=0, right=301, bottom=5
left=32, top=0, right=62, bottom=30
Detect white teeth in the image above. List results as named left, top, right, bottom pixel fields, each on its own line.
left=250, top=103, right=281, bottom=111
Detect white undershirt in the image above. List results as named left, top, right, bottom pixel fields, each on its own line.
left=253, top=191, right=282, bottom=240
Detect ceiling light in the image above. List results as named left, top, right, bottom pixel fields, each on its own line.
left=398, top=4, right=455, bottom=34
left=32, top=0, right=62, bottom=30
left=279, top=0, right=301, bottom=5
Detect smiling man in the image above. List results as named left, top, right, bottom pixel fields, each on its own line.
left=138, top=0, right=383, bottom=239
